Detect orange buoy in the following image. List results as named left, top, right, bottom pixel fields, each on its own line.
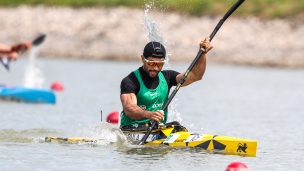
left=226, top=161, right=249, bottom=171
left=51, top=81, right=64, bottom=91
left=106, top=111, right=119, bottom=124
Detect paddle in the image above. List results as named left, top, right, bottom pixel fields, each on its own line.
left=1, top=34, right=47, bottom=71
left=138, top=0, right=246, bottom=145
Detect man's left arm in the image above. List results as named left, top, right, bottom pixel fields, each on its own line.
left=176, top=37, right=213, bottom=87
left=0, top=42, right=32, bottom=60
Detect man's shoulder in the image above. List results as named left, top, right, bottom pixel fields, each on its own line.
left=161, top=69, right=177, bottom=73
left=120, top=71, right=139, bottom=95
left=122, top=71, right=136, bottom=83
left=161, top=70, right=180, bottom=76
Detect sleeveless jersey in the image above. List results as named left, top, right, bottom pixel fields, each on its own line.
left=120, top=69, right=169, bottom=127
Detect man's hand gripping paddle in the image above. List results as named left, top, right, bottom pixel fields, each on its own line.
left=138, top=0, right=246, bottom=145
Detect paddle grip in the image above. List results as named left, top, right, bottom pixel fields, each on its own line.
left=18, top=47, right=27, bottom=56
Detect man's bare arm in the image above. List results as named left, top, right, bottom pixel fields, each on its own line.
left=176, top=37, right=213, bottom=87
left=121, top=93, right=164, bottom=122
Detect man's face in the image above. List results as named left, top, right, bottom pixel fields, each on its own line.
left=142, top=56, right=166, bottom=78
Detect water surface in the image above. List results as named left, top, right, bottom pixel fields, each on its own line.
left=1, top=58, right=304, bottom=170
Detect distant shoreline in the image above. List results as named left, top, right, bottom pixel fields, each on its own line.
left=1, top=6, right=304, bottom=68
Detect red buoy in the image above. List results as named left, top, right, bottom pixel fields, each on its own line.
left=106, top=111, right=119, bottom=124
left=51, top=81, right=64, bottom=91
left=226, top=161, right=249, bottom=171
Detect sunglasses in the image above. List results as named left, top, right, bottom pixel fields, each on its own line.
left=144, top=58, right=166, bottom=67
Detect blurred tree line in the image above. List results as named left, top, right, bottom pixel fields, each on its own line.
left=1, top=0, right=304, bottom=18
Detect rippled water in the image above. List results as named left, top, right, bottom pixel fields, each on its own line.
left=1, top=58, right=304, bottom=171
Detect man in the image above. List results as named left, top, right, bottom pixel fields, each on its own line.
left=120, top=37, right=213, bottom=130
left=0, top=42, right=32, bottom=61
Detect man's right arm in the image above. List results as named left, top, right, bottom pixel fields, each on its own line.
left=121, top=93, right=151, bottom=120
left=120, top=93, right=164, bottom=122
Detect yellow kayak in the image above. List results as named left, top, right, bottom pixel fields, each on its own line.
left=45, top=125, right=258, bottom=157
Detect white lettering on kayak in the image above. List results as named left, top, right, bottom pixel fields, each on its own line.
left=164, top=134, right=180, bottom=143
left=185, top=134, right=203, bottom=142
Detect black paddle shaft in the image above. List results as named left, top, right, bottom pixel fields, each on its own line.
left=138, top=0, right=246, bottom=145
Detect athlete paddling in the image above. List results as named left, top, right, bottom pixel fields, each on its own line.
left=120, top=38, right=213, bottom=131
left=0, top=42, right=31, bottom=61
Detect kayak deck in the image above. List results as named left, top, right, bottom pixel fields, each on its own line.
left=45, top=125, right=258, bottom=157
left=45, top=137, right=96, bottom=143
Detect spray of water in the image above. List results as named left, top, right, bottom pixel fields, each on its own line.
left=77, top=122, right=126, bottom=146
left=142, top=3, right=171, bottom=69
left=23, top=46, right=44, bottom=88
left=143, top=4, right=166, bottom=44
left=167, top=98, right=182, bottom=123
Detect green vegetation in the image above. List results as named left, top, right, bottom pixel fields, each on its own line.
left=1, top=0, right=304, bottom=18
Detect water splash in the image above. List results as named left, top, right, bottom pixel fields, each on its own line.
left=143, top=4, right=166, bottom=44
left=23, top=46, right=44, bottom=88
left=78, top=122, right=126, bottom=146
left=142, top=3, right=172, bottom=69
left=168, top=97, right=182, bottom=123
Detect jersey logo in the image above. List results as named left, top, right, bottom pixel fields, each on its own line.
left=150, top=92, right=158, bottom=97
left=152, top=103, right=163, bottom=108
left=139, top=105, right=146, bottom=110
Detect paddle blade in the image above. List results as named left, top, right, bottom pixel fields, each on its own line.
left=32, top=34, right=46, bottom=46
left=18, top=33, right=47, bottom=55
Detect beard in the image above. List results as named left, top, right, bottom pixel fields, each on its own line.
left=143, top=65, right=160, bottom=78
left=148, top=70, right=159, bottom=77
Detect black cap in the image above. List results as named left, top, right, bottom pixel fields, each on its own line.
left=143, top=42, right=166, bottom=59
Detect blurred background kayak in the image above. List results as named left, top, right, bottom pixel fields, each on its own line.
left=0, top=85, right=56, bottom=104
